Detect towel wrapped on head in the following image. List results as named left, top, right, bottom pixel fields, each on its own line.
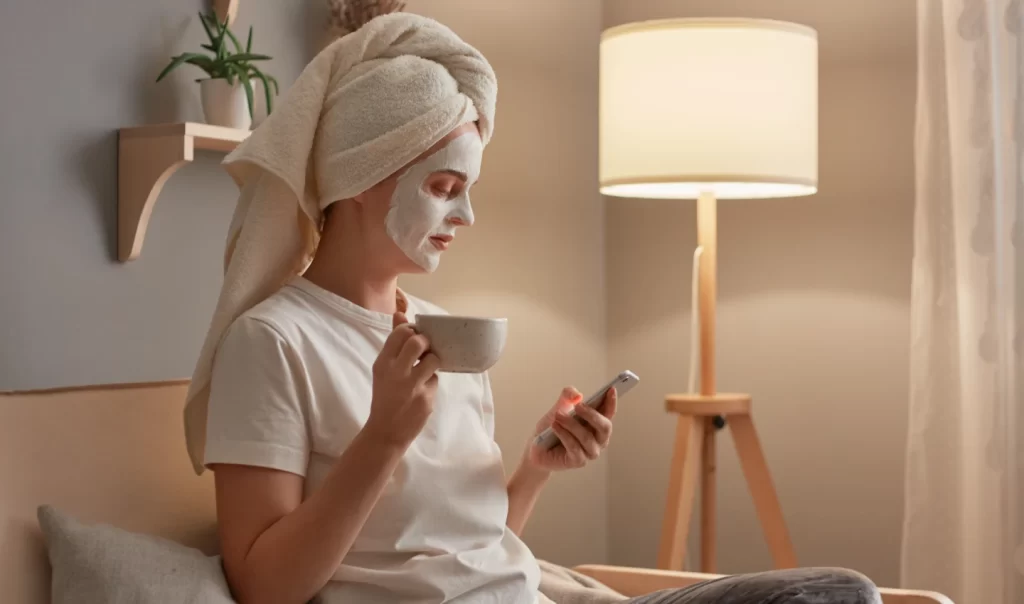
left=184, top=12, right=498, bottom=475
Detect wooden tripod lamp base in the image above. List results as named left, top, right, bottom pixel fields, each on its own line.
left=652, top=191, right=798, bottom=573
left=656, top=393, right=797, bottom=573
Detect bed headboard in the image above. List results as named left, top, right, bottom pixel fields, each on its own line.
left=0, top=381, right=217, bottom=603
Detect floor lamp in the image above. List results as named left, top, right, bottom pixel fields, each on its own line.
left=599, top=18, right=819, bottom=572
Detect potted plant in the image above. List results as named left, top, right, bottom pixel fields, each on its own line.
left=156, top=11, right=278, bottom=130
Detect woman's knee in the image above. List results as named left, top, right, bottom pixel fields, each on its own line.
left=801, top=567, right=882, bottom=604
left=646, top=566, right=881, bottom=604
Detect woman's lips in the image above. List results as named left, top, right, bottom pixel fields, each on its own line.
left=430, top=235, right=453, bottom=251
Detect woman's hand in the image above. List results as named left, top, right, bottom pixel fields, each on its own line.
left=364, top=312, right=441, bottom=448
left=524, top=386, right=618, bottom=473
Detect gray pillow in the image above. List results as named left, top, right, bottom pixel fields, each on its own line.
left=37, top=505, right=235, bottom=604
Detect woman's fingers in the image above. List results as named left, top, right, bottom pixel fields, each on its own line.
left=555, top=411, right=601, bottom=460
left=551, top=422, right=587, bottom=466
left=382, top=323, right=415, bottom=360
left=575, top=403, right=613, bottom=447
left=412, top=353, right=441, bottom=383
left=396, top=333, right=431, bottom=370
left=600, top=387, right=618, bottom=420
left=558, top=386, right=583, bottom=404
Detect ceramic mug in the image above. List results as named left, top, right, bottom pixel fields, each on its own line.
left=413, top=314, right=508, bottom=373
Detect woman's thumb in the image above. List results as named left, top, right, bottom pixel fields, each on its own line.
left=557, top=386, right=582, bottom=410
left=393, top=311, right=409, bottom=329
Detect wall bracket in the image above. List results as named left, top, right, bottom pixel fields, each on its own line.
left=117, top=122, right=249, bottom=262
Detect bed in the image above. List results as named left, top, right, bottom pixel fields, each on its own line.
left=0, top=381, right=951, bottom=603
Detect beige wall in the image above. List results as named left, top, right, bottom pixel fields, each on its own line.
left=602, top=0, right=916, bottom=587
left=401, top=0, right=609, bottom=566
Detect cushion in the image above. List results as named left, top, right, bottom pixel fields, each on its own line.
left=37, top=505, right=234, bottom=604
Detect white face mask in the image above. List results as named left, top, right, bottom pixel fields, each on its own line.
left=385, top=132, right=483, bottom=272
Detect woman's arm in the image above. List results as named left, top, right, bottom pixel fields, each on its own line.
left=505, top=387, right=618, bottom=535
left=213, top=428, right=405, bottom=604
left=209, top=312, right=439, bottom=604
left=505, top=463, right=551, bottom=535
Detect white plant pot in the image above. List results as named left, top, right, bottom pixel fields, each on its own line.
left=200, top=78, right=252, bottom=130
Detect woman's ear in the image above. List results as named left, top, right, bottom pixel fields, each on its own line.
left=350, top=182, right=384, bottom=205
left=358, top=173, right=401, bottom=206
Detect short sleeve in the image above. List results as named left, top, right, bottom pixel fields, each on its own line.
left=204, top=316, right=310, bottom=476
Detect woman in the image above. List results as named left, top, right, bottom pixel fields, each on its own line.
left=184, top=12, right=882, bottom=604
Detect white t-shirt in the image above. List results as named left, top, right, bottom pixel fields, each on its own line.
left=204, top=276, right=542, bottom=603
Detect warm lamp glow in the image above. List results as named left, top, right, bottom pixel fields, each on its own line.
left=599, top=18, right=819, bottom=200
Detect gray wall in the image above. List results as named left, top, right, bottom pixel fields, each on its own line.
left=0, top=0, right=319, bottom=391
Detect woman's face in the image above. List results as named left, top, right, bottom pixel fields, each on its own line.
left=359, top=122, right=483, bottom=274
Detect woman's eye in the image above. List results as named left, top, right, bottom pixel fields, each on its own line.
left=431, top=185, right=453, bottom=198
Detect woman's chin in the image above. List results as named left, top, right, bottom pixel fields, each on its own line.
left=399, top=250, right=441, bottom=275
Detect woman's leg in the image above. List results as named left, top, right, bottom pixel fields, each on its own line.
left=621, top=567, right=881, bottom=604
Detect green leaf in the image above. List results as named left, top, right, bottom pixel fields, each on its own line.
left=265, top=74, right=279, bottom=95
left=246, top=26, right=253, bottom=53
left=222, top=53, right=272, bottom=63
left=215, top=14, right=228, bottom=60
left=225, top=27, right=244, bottom=54
left=156, top=54, right=189, bottom=82
left=241, top=78, right=255, bottom=120
left=253, top=69, right=274, bottom=115
left=183, top=54, right=216, bottom=72
left=198, top=11, right=217, bottom=45
left=156, top=52, right=213, bottom=81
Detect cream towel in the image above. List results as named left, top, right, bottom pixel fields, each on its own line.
left=183, top=12, right=498, bottom=475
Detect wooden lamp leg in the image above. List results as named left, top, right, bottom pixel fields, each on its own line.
left=657, top=414, right=704, bottom=570
left=700, top=417, right=716, bottom=573
left=730, top=415, right=797, bottom=568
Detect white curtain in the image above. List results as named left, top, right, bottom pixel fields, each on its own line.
left=902, top=1, right=1023, bottom=603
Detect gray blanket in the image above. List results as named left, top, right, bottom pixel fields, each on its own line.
left=537, top=564, right=885, bottom=604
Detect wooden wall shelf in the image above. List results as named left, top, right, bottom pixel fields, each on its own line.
left=117, top=122, right=250, bottom=262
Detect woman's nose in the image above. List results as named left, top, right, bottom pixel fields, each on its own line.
left=449, top=201, right=474, bottom=227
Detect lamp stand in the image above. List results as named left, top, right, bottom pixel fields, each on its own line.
left=656, top=191, right=798, bottom=573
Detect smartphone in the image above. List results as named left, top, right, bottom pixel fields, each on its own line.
left=533, top=370, right=640, bottom=451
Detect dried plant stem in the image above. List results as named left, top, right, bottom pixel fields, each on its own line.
left=326, top=0, right=406, bottom=38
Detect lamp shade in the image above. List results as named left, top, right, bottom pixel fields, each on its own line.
left=599, top=18, right=818, bottom=200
